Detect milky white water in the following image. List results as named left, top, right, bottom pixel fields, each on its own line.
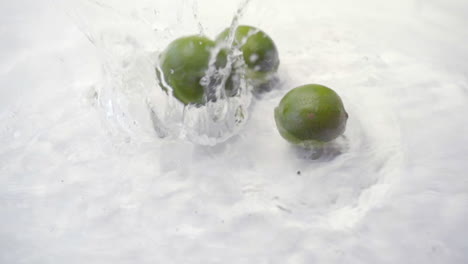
left=1, top=0, right=468, bottom=263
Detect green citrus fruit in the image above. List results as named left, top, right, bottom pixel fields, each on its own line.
left=274, top=84, right=348, bottom=146
left=158, top=35, right=227, bottom=105
left=216, top=25, right=279, bottom=89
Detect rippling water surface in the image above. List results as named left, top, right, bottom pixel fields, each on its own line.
left=1, top=0, right=468, bottom=263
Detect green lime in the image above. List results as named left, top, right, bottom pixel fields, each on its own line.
left=274, top=84, right=348, bottom=146
left=216, top=25, right=280, bottom=90
left=158, top=35, right=227, bottom=105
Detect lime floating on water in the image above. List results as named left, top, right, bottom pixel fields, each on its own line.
left=274, top=84, right=348, bottom=146
left=216, top=25, right=280, bottom=91
left=157, top=35, right=226, bottom=105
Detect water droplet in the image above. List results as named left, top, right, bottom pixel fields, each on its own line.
left=249, top=53, right=259, bottom=63
left=200, top=76, right=208, bottom=86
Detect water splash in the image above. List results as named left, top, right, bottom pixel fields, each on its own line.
left=150, top=0, right=254, bottom=145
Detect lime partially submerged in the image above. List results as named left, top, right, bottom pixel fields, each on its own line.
left=157, top=35, right=226, bottom=105
left=274, top=84, right=348, bottom=146
left=216, top=25, right=280, bottom=91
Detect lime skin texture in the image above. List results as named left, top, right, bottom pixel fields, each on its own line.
left=216, top=25, right=280, bottom=90
left=274, top=84, right=348, bottom=146
left=158, top=35, right=227, bottom=105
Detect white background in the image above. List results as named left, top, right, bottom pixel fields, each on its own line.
left=1, top=0, right=468, bottom=263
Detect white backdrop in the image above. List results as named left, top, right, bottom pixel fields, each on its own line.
left=1, top=0, right=468, bottom=263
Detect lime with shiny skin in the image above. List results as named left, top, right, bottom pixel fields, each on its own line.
left=216, top=25, right=279, bottom=90
left=158, top=35, right=226, bottom=105
left=274, top=84, right=348, bottom=146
